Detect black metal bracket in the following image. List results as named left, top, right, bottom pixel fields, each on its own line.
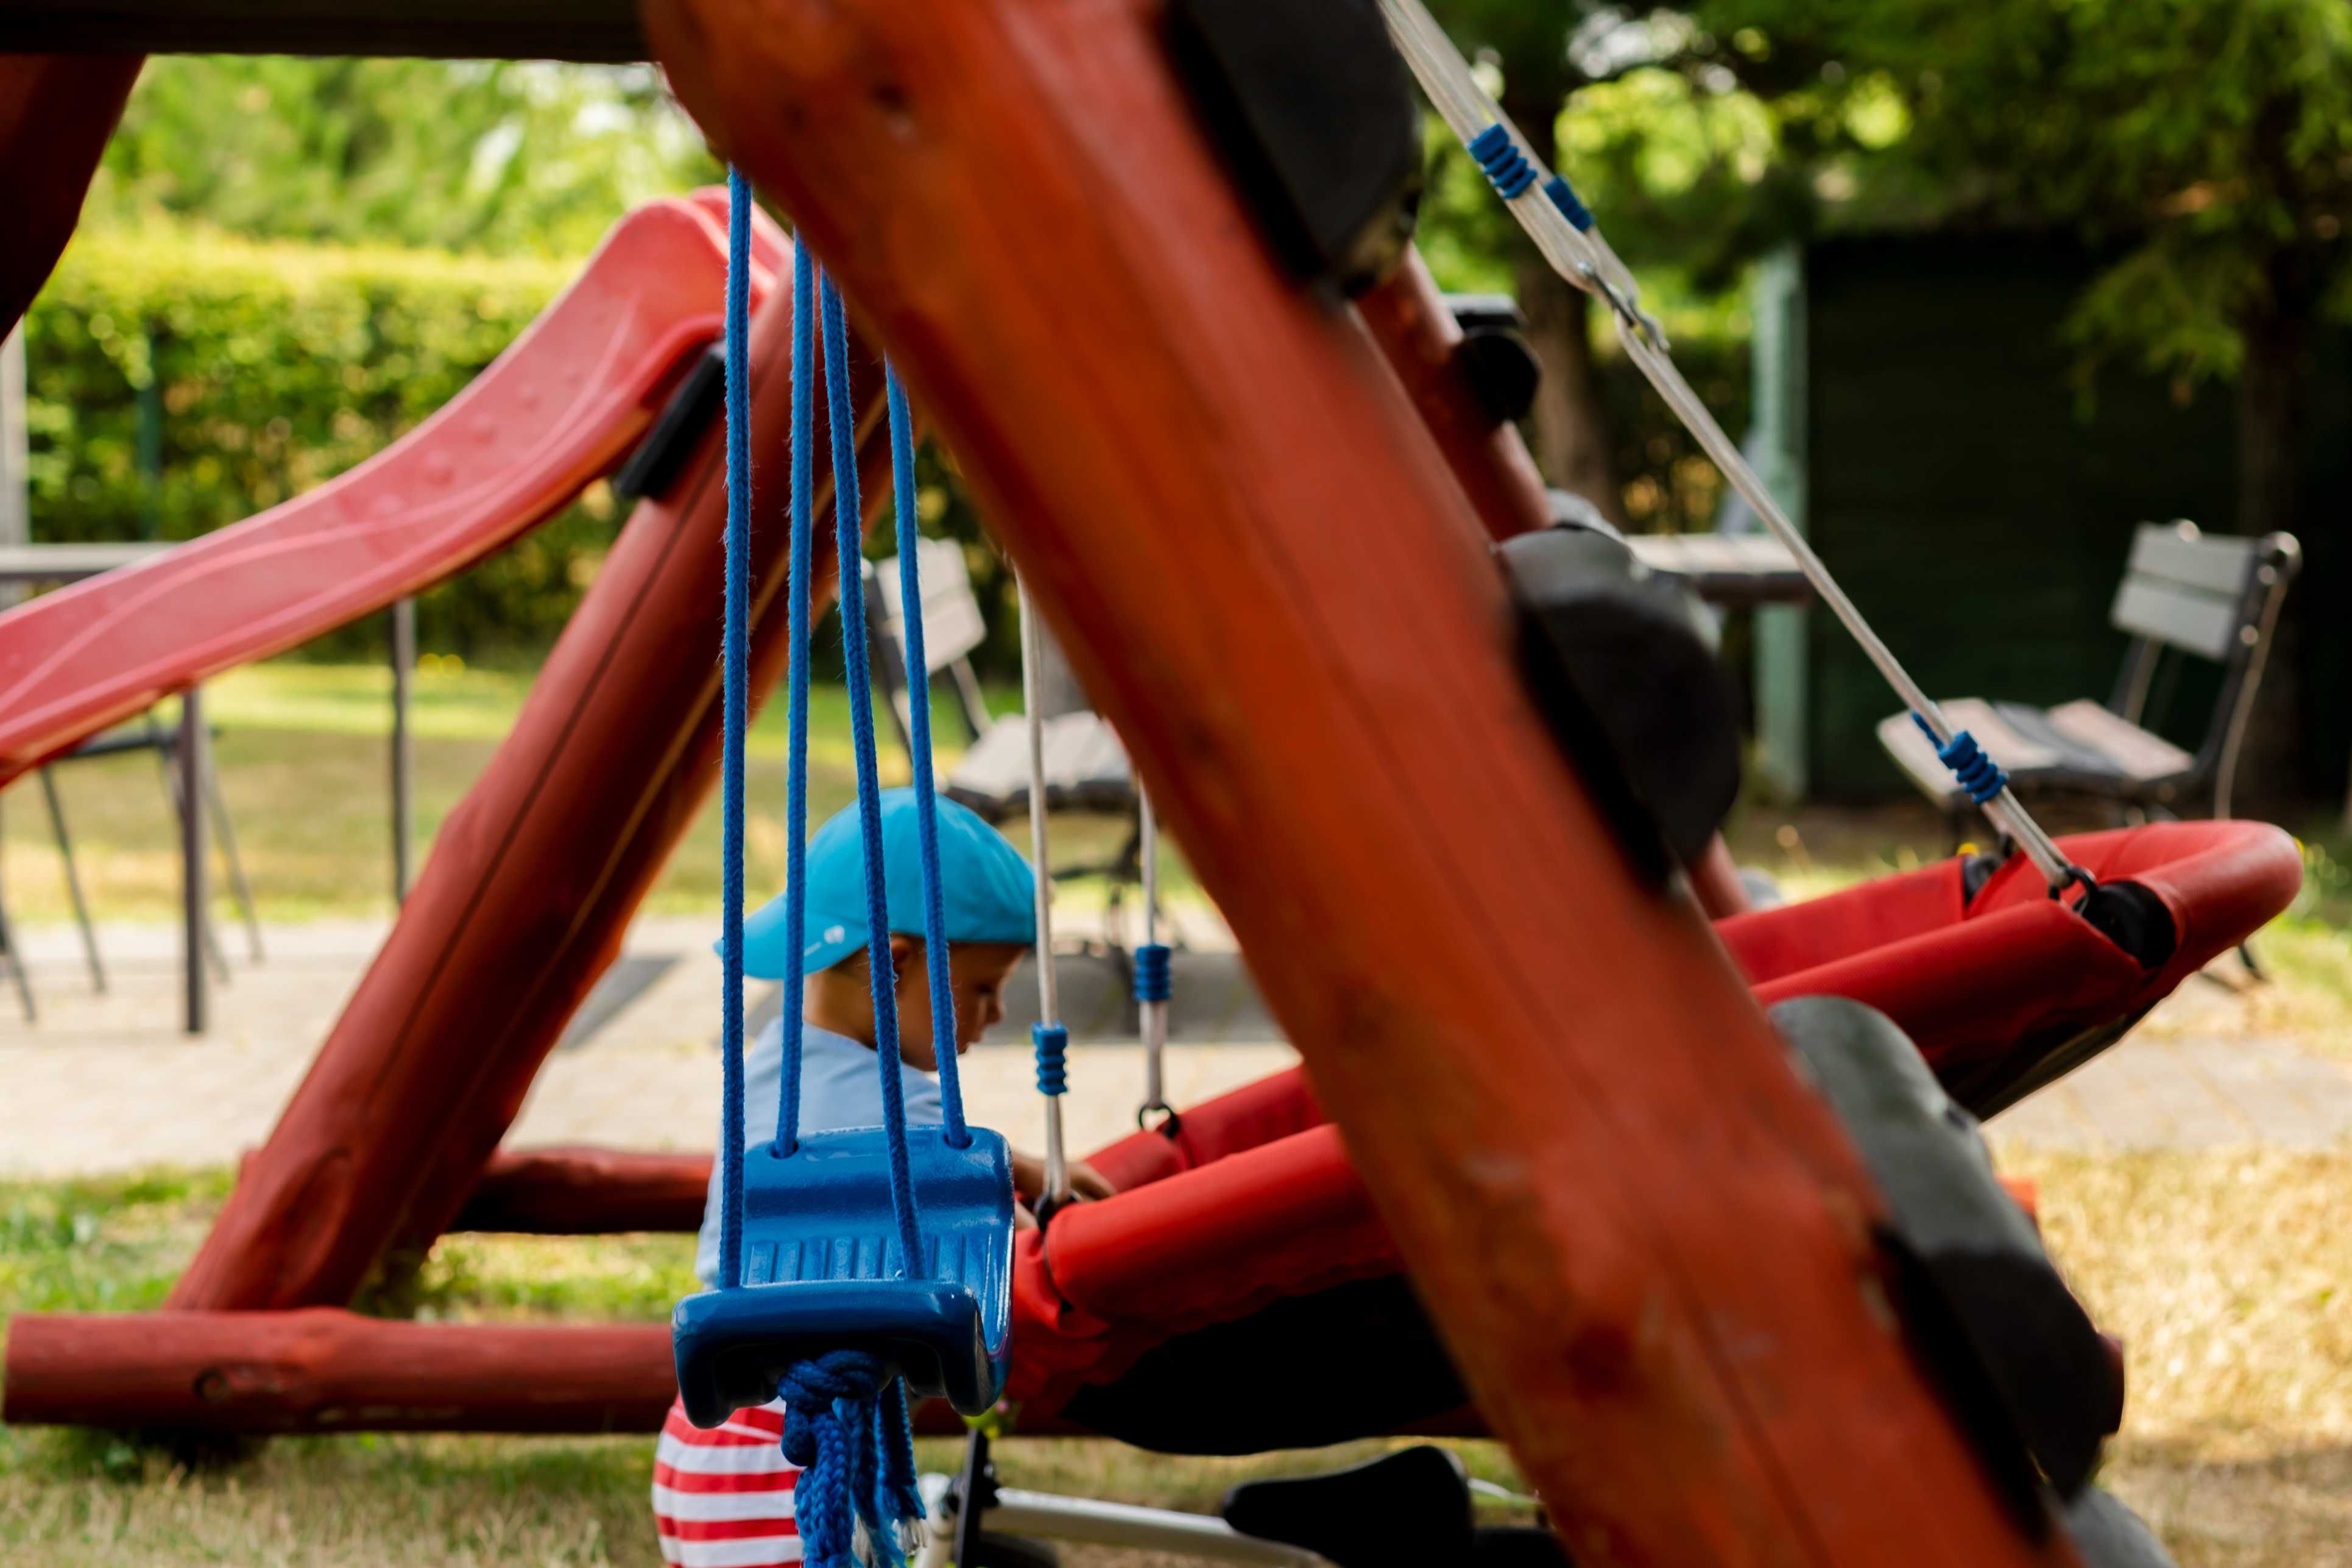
left=1497, top=523, right=1742, bottom=879
left=612, top=345, right=727, bottom=503
left=1771, top=995, right=2124, bottom=1524
left=948, top=1426, right=1000, bottom=1568
left=1443, top=294, right=1541, bottom=426
left=1166, top=0, right=1422, bottom=298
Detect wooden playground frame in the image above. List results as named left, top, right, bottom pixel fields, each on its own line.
left=0, top=5, right=2096, bottom=1561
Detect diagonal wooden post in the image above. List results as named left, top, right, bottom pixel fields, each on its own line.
left=169, top=261, right=893, bottom=1311
left=643, top=1, right=2084, bottom=1561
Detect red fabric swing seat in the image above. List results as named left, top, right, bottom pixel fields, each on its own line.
left=1720, top=821, right=2302, bottom=1114
left=989, top=820, right=2300, bottom=1450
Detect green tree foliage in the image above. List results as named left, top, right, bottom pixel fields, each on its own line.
left=1701, top=0, right=2352, bottom=800
left=1415, top=4, right=1881, bottom=521
left=89, top=57, right=719, bottom=257
left=1702, top=0, right=2352, bottom=501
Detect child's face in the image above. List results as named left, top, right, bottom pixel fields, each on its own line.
left=892, top=940, right=1029, bottom=1071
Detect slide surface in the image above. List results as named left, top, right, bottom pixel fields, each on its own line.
left=0, top=192, right=780, bottom=785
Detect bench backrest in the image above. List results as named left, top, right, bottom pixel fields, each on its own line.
left=2105, top=521, right=2301, bottom=801
left=871, top=537, right=988, bottom=673
left=2108, top=522, right=2270, bottom=660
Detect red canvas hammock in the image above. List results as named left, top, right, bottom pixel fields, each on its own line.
left=985, top=819, right=2297, bottom=1449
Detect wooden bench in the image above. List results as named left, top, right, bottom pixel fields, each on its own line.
left=1878, top=520, right=2301, bottom=821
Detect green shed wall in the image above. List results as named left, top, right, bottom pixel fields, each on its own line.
left=1797, top=234, right=2351, bottom=804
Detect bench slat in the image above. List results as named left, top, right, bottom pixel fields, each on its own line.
left=2109, top=576, right=2242, bottom=660
left=2124, top=525, right=2255, bottom=596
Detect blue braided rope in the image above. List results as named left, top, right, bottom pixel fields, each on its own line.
left=774, top=239, right=819, bottom=1158
left=775, top=1352, right=924, bottom=1568
left=1131, top=944, right=1172, bottom=1005
left=819, top=269, right=924, bottom=1272
left=1913, top=713, right=2009, bottom=805
left=717, top=169, right=754, bottom=1293
left=1542, top=173, right=1595, bottom=233
left=1468, top=123, right=1538, bottom=200
left=886, top=368, right=972, bottom=1150
left=1033, top=1022, right=1068, bottom=1097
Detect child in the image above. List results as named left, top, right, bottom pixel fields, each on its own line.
left=655, top=788, right=1109, bottom=1568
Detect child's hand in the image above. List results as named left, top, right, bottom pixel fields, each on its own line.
left=1011, top=1151, right=1117, bottom=1204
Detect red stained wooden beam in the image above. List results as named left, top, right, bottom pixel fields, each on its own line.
left=1356, top=248, right=1553, bottom=545
left=0, top=1310, right=1486, bottom=1439
left=642, top=1, right=2082, bottom=1561
left=0, top=55, right=142, bottom=337
left=454, top=1147, right=712, bottom=1234
left=164, top=261, right=891, bottom=1315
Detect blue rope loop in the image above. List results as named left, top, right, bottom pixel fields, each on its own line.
left=775, top=1351, right=925, bottom=1568
left=775, top=239, right=820, bottom=1159
left=717, top=169, right=755, bottom=1293
left=1467, top=124, right=1538, bottom=200
left=1542, top=174, right=1595, bottom=233
left=1912, top=712, right=2008, bottom=806
left=819, top=268, right=925, bottom=1274
left=1131, top=943, right=1173, bottom=1005
left=1032, top=1022, right=1069, bottom=1097
left=887, top=368, right=972, bottom=1149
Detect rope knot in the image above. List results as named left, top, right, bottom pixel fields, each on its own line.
left=774, top=1351, right=925, bottom=1568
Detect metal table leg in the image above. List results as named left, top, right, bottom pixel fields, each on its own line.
left=390, top=597, right=415, bottom=903
left=180, top=685, right=208, bottom=1035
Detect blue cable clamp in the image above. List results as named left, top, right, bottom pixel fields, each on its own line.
left=671, top=1125, right=1017, bottom=1427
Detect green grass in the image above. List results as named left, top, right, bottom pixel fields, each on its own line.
left=8, top=1151, right=2352, bottom=1565
left=0, top=660, right=1154, bottom=925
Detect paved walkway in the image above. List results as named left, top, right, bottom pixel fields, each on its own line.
left=2, top=911, right=2347, bottom=1178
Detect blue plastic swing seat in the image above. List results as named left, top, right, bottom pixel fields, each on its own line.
left=671, top=1125, right=1018, bottom=1428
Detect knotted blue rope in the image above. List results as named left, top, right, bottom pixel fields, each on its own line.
left=717, top=169, right=754, bottom=1295
left=888, top=369, right=973, bottom=1148
left=819, top=269, right=925, bottom=1273
left=776, top=1351, right=926, bottom=1568
left=1913, top=713, right=2009, bottom=806
left=1132, top=944, right=1172, bottom=1005
left=1469, top=123, right=1538, bottom=199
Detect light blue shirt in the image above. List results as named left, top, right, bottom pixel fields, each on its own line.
left=695, top=1018, right=944, bottom=1287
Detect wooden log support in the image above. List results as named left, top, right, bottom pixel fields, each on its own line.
left=442, top=1153, right=2034, bottom=1239
left=1359, top=244, right=1752, bottom=920
left=454, top=1146, right=712, bottom=1234
left=0, top=1, right=643, bottom=60
left=1356, top=248, right=1553, bottom=545
left=642, top=1, right=2083, bottom=1561
left=0, top=1308, right=1491, bottom=1438
left=0, top=55, right=143, bottom=337
left=164, top=268, right=891, bottom=1314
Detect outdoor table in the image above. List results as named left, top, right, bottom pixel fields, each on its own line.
left=0, top=543, right=417, bottom=1034
left=1625, top=531, right=1815, bottom=608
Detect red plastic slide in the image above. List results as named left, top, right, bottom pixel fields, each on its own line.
left=0, top=190, right=782, bottom=787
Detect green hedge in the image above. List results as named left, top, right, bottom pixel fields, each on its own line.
left=26, top=227, right=1751, bottom=670
left=25, top=229, right=607, bottom=662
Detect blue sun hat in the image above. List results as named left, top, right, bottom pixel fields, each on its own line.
left=736, top=787, right=1037, bottom=978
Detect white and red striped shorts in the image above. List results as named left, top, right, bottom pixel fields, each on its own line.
left=652, top=1396, right=805, bottom=1567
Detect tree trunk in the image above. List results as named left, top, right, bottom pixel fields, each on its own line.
left=2231, top=255, right=2317, bottom=817
left=1503, top=92, right=1626, bottom=524
left=1517, top=264, right=1628, bottom=524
